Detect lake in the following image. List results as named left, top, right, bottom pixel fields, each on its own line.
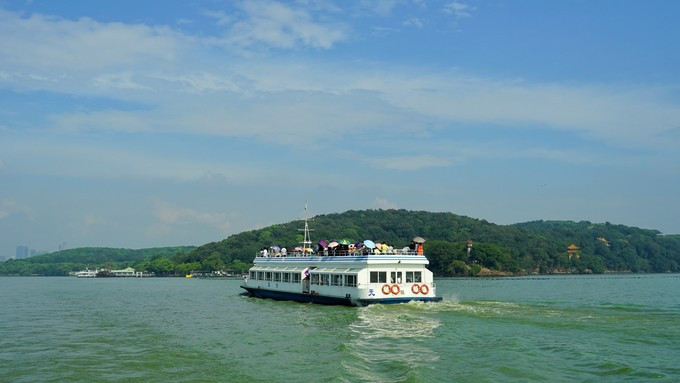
left=1, top=274, right=678, bottom=382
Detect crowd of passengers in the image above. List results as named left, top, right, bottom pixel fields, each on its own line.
left=258, top=240, right=424, bottom=257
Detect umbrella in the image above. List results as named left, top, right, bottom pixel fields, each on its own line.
left=294, top=246, right=303, bottom=252
left=328, top=241, right=339, bottom=248
left=412, top=236, right=425, bottom=244
left=375, top=242, right=382, bottom=249
left=270, top=245, right=281, bottom=251
left=363, top=240, right=375, bottom=249
left=338, top=239, right=351, bottom=245
left=318, top=240, right=328, bottom=248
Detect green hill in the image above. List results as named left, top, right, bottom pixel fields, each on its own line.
left=0, top=246, right=195, bottom=276
left=189, top=210, right=680, bottom=276
left=3, top=210, right=679, bottom=276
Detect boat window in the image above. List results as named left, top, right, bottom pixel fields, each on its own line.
left=405, top=272, right=413, bottom=283
left=292, top=273, right=301, bottom=283
left=390, top=271, right=402, bottom=284
left=273, top=272, right=281, bottom=282
left=257, top=271, right=264, bottom=280
left=250, top=271, right=256, bottom=279
left=370, top=271, right=387, bottom=283
left=345, top=274, right=357, bottom=287
left=311, top=273, right=320, bottom=285
left=414, top=271, right=422, bottom=283
left=331, top=274, right=342, bottom=286
left=321, top=274, right=330, bottom=286
left=282, top=273, right=291, bottom=283
left=265, top=272, right=272, bottom=281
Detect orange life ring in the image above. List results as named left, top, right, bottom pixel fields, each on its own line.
left=420, top=284, right=429, bottom=295
left=411, top=284, right=420, bottom=294
left=381, top=284, right=391, bottom=295
left=390, top=284, right=400, bottom=295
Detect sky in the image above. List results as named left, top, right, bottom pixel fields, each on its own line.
left=1, top=0, right=679, bottom=257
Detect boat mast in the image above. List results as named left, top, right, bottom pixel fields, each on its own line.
left=299, top=202, right=313, bottom=252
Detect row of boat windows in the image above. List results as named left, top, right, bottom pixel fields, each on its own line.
left=249, top=271, right=358, bottom=287
left=250, top=271, right=303, bottom=284
left=370, top=271, right=422, bottom=284
left=248, top=270, right=422, bottom=285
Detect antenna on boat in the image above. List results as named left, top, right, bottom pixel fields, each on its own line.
left=299, top=201, right=313, bottom=252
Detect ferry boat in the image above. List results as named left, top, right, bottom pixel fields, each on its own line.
left=75, top=268, right=97, bottom=278
left=240, top=212, right=443, bottom=306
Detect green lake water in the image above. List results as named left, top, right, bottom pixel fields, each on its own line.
left=1, top=274, right=678, bottom=382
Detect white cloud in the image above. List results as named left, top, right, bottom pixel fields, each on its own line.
left=203, top=10, right=235, bottom=26
left=49, top=109, right=152, bottom=133
left=0, top=9, right=184, bottom=71
left=222, top=1, right=348, bottom=49
left=365, top=154, right=454, bottom=170
left=403, top=17, right=424, bottom=28
left=150, top=72, right=240, bottom=94
left=443, top=1, right=475, bottom=20
left=150, top=200, right=233, bottom=234
left=93, top=72, right=150, bottom=90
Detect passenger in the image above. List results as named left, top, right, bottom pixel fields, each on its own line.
left=281, top=247, right=287, bottom=257
left=381, top=243, right=388, bottom=253
left=262, top=247, right=268, bottom=257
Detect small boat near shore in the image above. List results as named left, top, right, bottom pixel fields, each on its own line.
left=240, top=209, right=442, bottom=307
left=75, top=268, right=97, bottom=278
left=73, top=267, right=154, bottom=278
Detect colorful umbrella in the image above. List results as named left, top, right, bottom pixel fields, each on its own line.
left=363, top=240, right=375, bottom=249
left=338, top=239, right=351, bottom=245
left=328, top=241, right=339, bottom=248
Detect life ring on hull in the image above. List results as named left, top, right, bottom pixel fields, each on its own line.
left=390, top=284, right=400, bottom=295
left=381, top=284, right=391, bottom=295
left=420, top=284, right=429, bottom=295
left=411, top=284, right=420, bottom=294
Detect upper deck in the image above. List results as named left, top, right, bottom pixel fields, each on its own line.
left=253, top=253, right=430, bottom=268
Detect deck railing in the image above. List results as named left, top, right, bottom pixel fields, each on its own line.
left=255, top=249, right=423, bottom=258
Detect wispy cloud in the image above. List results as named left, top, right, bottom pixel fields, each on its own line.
left=93, top=72, right=150, bottom=90
left=365, top=155, right=454, bottom=170
left=150, top=200, right=234, bottom=235
left=403, top=17, right=424, bottom=28
left=213, top=1, right=348, bottom=50
left=443, top=1, right=475, bottom=20
left=0, top=9, right=183, bottom=71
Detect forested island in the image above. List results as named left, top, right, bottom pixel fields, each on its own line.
left=2, top=209, right=679, bottom=276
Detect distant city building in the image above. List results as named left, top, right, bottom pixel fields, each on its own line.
left=16, top=246, right=29, bottom=259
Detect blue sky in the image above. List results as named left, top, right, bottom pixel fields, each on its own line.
left=1, top=0, right=679, bottom=257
